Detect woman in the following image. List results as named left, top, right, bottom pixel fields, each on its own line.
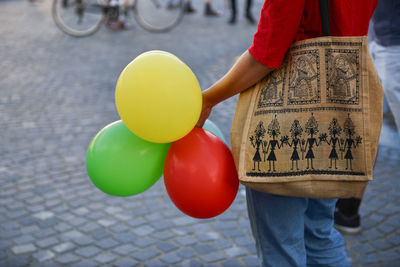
left=195, top=1, right=378, bottom=266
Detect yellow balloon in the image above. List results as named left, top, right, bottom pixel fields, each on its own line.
left=115, top=51, right=202, bottom=143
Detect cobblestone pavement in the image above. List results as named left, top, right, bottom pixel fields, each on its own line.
left=1, top=0, right=399, bottom=266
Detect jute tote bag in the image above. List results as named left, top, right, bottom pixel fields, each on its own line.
left=230, top=1, right=384, bottom=198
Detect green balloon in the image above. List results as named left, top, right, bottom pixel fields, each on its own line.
left=86, top=120, right=170, bottom=197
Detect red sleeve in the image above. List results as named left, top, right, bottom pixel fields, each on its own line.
left=249, top=0, right=306, bottom=69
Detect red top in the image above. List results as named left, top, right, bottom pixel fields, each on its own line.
left=249, top=0, right=378, bottom=69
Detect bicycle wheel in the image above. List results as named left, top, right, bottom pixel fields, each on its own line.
left=52, top=0, right=105, bottom=37
left=133, top=0, right=184, bottom=32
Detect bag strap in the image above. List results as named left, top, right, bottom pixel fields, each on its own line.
left=319, top=0, right=330, bottom=36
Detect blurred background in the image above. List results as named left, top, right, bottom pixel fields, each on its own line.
left=1, top=0, right=399, bottom=266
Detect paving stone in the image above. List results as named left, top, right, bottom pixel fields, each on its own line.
left=114, top=233, right=137, bottom=244
left=110, top=223, right=129, bottom=233
left=156, top=242, right=178, bottom=253
left=212, top=220, right=237, bottom=230
left=70, top=259, right=99, bottom=267
left=13, top=235, right=35, bottom=245
left=221, top=258, right=243, bottom=267
left=172, top=217, right=196, bottom=226
left=98, top=219, right=116, bottom=227
left=387, top=234, right=400, bottom=246
left=221, top=229, right=245, bottom=238
left=0, top=257, right=29, bottom=267
left=177, top=248, right=196, bottom=259
left=371, top=239, right=395, bottom=250
left=6, top=209, right=27, bottom=219
left=213, top=239, right=233, bottom=250
left=33, top=229, right=56, bottom=239
left=0, top=241, right=11, bottom=250
left=132, top=225, right=155, bottom=236
left=61, top=230, right=85, bottom=241
left=114, top=257, right=139, bottom=267
left=75, top=246, right=101, bottom=257
left=175, top=236, right=197, bottom=246
left=32, top=250, right=55, bottom=262
left=0, top=250, right=7, bottom=261
left=159, top=252, right=182, bottom=264
left=193, top=244, right=215, bottom=255
left=150, top=221, right=174, bottom=231
left=133, top=249, right=161, bottom=261
left=55, top=253, right=80, bottom=264
left=245, top=244, right=257, bottom=254
left=144, top=259, right=168, bottom=267
left=126, top=218, right=147, bottom=227
left=94, top=252, right=117, bottom=264
left=96, top=238, right=120, bottom=249
left=199, top=252, right=225, bottom=263
left=54, top=222, right=72, bottom=233
left=91, top=228, right=111, bottom=240
left=33, top=211, right=54, bottom=220
left=182, top=259, right=203, bottom=267
left=80, top=222, right=100, bottom=233
left=69, top=217, right=87, bottom=227
left=0, top=230, right=19, bottom=239
left=86, top=212, right=104, bottom=221
left=74, top=236, right=94, bottom=246
left=38, top=218, right=59, bottom=228
left=377, top=249, right=400, bottom=262
left=234, top=236, right=254, bottom=246
left=357, top=253, right=381, bottom=265
left=242, top=255, right=260, bottom=267
left=35, top=237, right=59, bottom=249
left=11, top=244, right=36, bottom=254
left=52, top=242, right=76, bottom=253
left=18, top=216, right=38, bottom=226
left=152, top=230, right=174, bottom=240
left=113, top=244, right=136, bottom=256
left=352, top=243, right=375, bottom=254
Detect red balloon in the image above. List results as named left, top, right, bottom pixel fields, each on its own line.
left=164, top=127, right=239, bottom=219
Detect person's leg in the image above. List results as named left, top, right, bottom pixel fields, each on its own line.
left=371, top=42, right=400, bottom=133
left=229, top=0, right=237, bottom=24
left=245, top=0, right=255, bottom=24
left=305, top=198, right=350, bottom=267
left=204, top=0, right=218, bottom=16
left=184, top=0, right=196, bottom=13
left=246, top=187, right=307, bottom=267
left=334, top=197, right=362, bottom=233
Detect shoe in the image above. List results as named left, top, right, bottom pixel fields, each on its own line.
left=228, top=14, right=236, bottom=24
left=167, top=3, right=179, bottom=9
left=108, top=19, right=131, bottom=30
left=204, top=3, right=219, bottom=16
left=245, top=12, right=255, bottom=24
left=334, top=210, right=361, bottom=234
left=184, top=2, right=196, bottom=13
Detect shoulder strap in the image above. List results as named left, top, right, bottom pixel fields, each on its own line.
left=319, top=0, right=330, bottom=36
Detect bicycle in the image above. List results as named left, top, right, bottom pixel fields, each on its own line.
left=52, top=0, right=185, bottom=37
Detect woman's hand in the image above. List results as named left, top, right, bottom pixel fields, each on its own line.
left=195, top=94, right=213, bottom=128
left=194, top=51, right=273, bottom=128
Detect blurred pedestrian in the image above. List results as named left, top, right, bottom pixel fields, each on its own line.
left=334, top=0, right=400, bottom=235
left=107, top=0, right=132, bottom=30
left=196, top=0, right=378, bottom=266
left=184, top=0, right=219, bottom=16
left=229, top=0, right=255, bottom=24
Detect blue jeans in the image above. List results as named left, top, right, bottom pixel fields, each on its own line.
left=369, top=41, right=400, bottom=133
left=246, top=188, right=349, bottom=267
